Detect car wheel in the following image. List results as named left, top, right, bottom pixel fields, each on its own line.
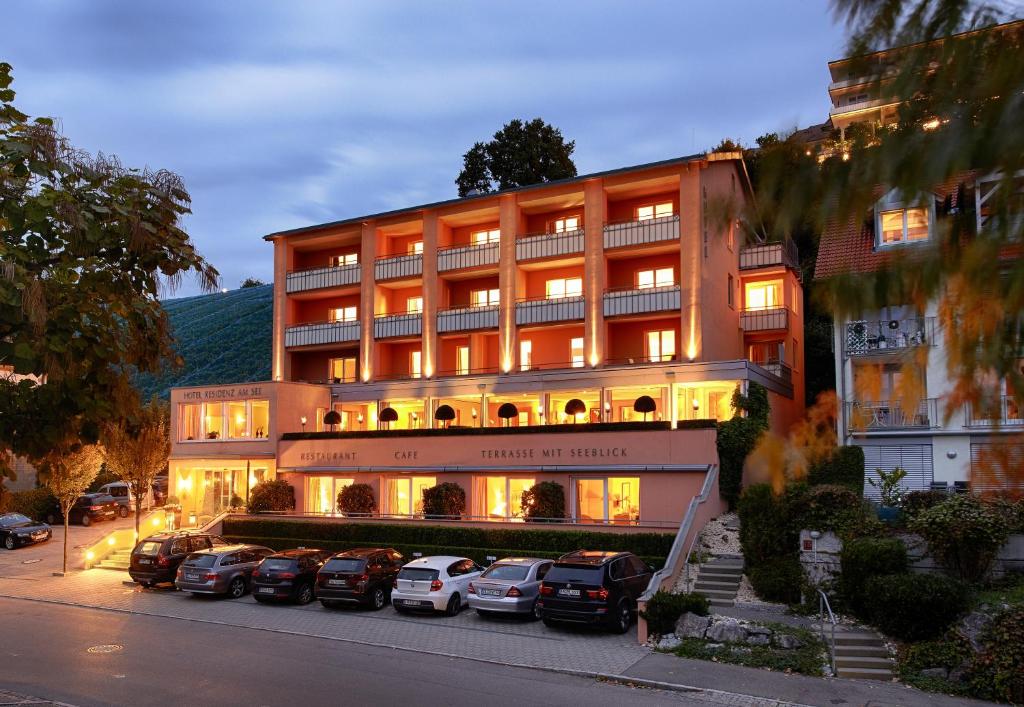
left=228, top=577, right=246, bottom=599
left=296, top=583, right=314, bottom=605
left=542, top=617, right=560, bottom=629
left=118, top=506, right=129, bottom=518
left=611, top=601, right=632, bottom=634
left=531, top=599, right=543, bottom=621
left=445, top=594, right=461, bottom=617
left=80, top=515, right=91, bottom=527
left=3, top=536, right=15, bottom=550
left=371, top=587, right=387, bottom=610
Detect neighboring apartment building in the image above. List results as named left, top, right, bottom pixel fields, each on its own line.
left=167, top=153, right=805, bottom=525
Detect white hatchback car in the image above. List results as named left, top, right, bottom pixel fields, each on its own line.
left=391, top=556, right=484, bottom=616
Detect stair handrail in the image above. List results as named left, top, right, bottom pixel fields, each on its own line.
left=818, top=588, right=837, bottom=674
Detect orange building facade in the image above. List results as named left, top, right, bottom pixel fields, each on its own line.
left=168, top=153, right=804, bottom=528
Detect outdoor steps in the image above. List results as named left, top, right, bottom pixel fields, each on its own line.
left=95, top=548, right=131, bottom=572
left=693, top=558, right=743, bottom=608
left=826, top=629, right=894, bottom=680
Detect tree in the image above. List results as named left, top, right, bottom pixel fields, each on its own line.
left=239, top=277, right=265, bottom=288
left=102, top=397, right=170, bottom=539
left=0, top=63, right=218, bottom=479
left=455, top=118, right=577, bottom=196
left=42, top=444, right=103, bottom=574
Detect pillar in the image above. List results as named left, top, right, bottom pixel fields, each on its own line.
left=498, top=194, right=518, bottom=373
left=583, top=179, right=606, bottom=367
left=422, top=212, right=439, bottom=378
left=359, top=221, right=376, bottom=382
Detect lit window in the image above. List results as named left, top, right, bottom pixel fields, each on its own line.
left=575, top=477, right=640, bottom=524
left=250, top=400, right=269, bottom=438
left=480, top=476, right=536, bottom=520
left=179, top=403, right=201, bottom=441
left=637, top=202, right=674, bottom=221
left=410, top=351, right=422, bottom=379
left=471, top=229, right=500, bottom=245
left=880, top=208, right=929, bottom=245
left=456, top=345, right=470, bottom=376
left=636, top=267, right=674, bottom=289
left=545, top=277, right=582, bottom=299
left=329, top=357, right=357, bottom=383
left=408, top=241, right=424, bottom=255
left=406, top=296, right=423, bottom=314
left=387, top=476, right=436, bottom=516
left=553, top=216, right=580, bottom=233
left=203, top=403, right=224, bottom=440
left=744, top=282, right=780, bottom=311
left=329, top=306, right=357, bottom=322
left=520, top=340, right=533, bottom=371
left=470, top=288, right=500, bottom=307
left=329, top=253, right=358, bottom=267
left=571, top=337, right=585, bottom=368
left=646, top=330, right=676, bottom=362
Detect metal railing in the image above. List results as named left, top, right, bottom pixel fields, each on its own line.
left=603, top=285, right=681, bottom=317
left=818, top=589, right=837, bottom=674
left=739, top=240, right=799, bottom=271
left=437, top=304, right=499, bottom=333
left=843, top=317, right=934, bottom=357
left=740, top=306, right=790, bottom=332
left=285, top=319, right=361, bottom=347
left=754, top=359, right=792, bottom=384
left=514, top=295, right=585, bottom=325
left=374, top=253, right=423, bottom=281
left=286, top=263, right=361, bottom=293
left=965, top=396, right=1024, bottom=427
left=250, top=510, right=681, bottom=529
left=846, top=398, right=937, bottom=431
left=515, top=230, right=585, bottom=261
left=373, top=312, right=422, bottom=339
left=437, top=241, right=499, bottom=272
left=603, top=214, right=680, bottom=249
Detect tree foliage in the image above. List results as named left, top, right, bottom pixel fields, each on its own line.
left=455, top=118, right=577, bottom=196
left=102, top=397, right=170, bottom=538
left=41, top=443, right=104, bottom=573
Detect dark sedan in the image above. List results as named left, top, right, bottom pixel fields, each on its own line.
left=45, top=493, right=119, bottom=527
left=0, top=513, right=52, bottom=550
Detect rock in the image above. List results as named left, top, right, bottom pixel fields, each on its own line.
left=746, top=634, right=771, bottom=646
left=706, top=642, right=724, bottom=650
left=706, top=620, right=747, bottom=644
left=746, top=626, right=772, bottom=636
left=774, top=633, right=805, bottom=649
left=676, top=612, right=712, bottom=639
left=656, top=634, right=682, bottom=650
left=919, top=667, right=949, bottom=680
left=959, top=612, right=991, bottom=652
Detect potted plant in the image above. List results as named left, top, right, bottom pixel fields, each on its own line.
left=422, top=482, right=466, bottom=520
left=868, top=467, right=907, bottom=522
left=337, top=483, right=376, bottom=517
left=229, top=493, right=244, bottom=511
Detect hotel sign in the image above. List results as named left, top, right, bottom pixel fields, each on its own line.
left=180, top=385, right=265, bottom=401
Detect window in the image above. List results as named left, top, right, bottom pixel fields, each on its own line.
left=748, top=341, right=785, bottom=366
left=329, top=306, right=357, bottom=323
left=470, top=288, right=499, bottom=307
left=880, top=208, right=930, bottom=245
left=520, top=340, right=533, bottom=371
left=552, top=216, right=580, bottom=233
left=329, top=357, right=357, bottom=383
left=386, top=476, right=436, bottom=516
left=179, top=403, right=201, bottom=441
left=408, top=241, right=423, bottom=255
left=479, top=476, right=535, bottom=520
left=637, top=202, right=674, bottom=221
left=456, top=345, right=470, bottom=376
left=410, top=351, right=422, bottom=379
left=545, top=277, right=582, bottom=299
left=306, top=477, right=354, bottom=515
left=329, top=253, right=358, bottom=267
left=406, top=296, right=423, bottom=314
left=636, top=267, right=674, bottom=289
left=571, top=337, right=585, bottom=368
left=250, top=400, right=269, bottom=438
left=471, top=228, right=500, bottom=245
left=574, top=477, right=640, bottom=524
left=646, top=330, right=676, bottom=362
left=727, top=274, right=734, bottom=308
left=204, top=403, right=224, bottom=440
left=745, top=282, right=780, bottom=311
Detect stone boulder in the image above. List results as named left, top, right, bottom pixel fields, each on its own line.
left=706, top=619, right=747, bottom=644
left=675, top=612, right=712, bottom=639
left=959, top=611, right=992, bottom=652
left=774, top=633, right=805, bottom=649
left=656, top=633, right=682, bottom=650
left=745, top=634, right=771, bottom=646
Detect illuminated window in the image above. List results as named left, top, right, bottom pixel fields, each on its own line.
left=386, top=476, right=436, bottom=516
left=410, top=351, right=422, bottom=379
left=329, top=306, right=357, bottom=322
left=470, top=288, right=499, bottom=307
left=306, top=477, right=354, bottom=515
left=880, top=208, right=929, bottom=245
left=636, top=267, right=674, bottom=289
left=575, top=477, right=640, bottom=524
left=646, top=330, right=676, bottom=362
left=744, top=282, right=780, bottom=311
left=471, top=228, right=500, bottom=245
left=571, top=337, right=585, bottom=368
left=329, top=253, right=358, bottom=267
left=203, top=403, right=224, bottom=440
left=179, top=403, right=201, bottom=441
left=553, top=216, right=580, bottom=233
left=479, top=476, right=535, bottom=520
left=545, top=277, right=582, bottom=299
left=637, top=202, right=674, bottom=221
left=408, top=241, right=424, bottom=255
left=250, top=400, right=269, bottom=438
left=456, top=345, right=470, bottom=376
left=520, top=340, right=533, bottom=371
left=406, top=296, right=423, bottom=314
left=329, top=357, right=357, bottom=383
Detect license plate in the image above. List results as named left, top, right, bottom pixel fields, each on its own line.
left=400, top=599, right=425, bottom=606
left=558, top=588, right=581, bottom=597
left=186, top=573, right=201, bottom=581
left=327, top=579, right=344, bottom=586
left=479, top=588, right=503, bottom=596
left=138, top=558, right=151, bottom=565
left=32, top=533, right=45, bottom=540
left=258, top=587, right=275, bottom=594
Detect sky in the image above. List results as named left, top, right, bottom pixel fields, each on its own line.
left=4, top=1, right=849, bottom=296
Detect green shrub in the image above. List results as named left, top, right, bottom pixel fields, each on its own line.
left=806, top=445, right=865, bottom=493
left=800, top=484, right=868, bottom=534
left=87, top=469, right=119, bottom=493
left=966, top=606, right=1024, bottom=705
left=840, top=537, right=908, bottom=618
left=737, top=484, right=800, bottom=566
left=898, top=633, right=974, bottom=695
left=864, top=573, right=971, bottom=641
left=246, top=479, right=295, bottom=513
left=984, top=494, right=1024, bottom=534
left=520, top=481, right=565, bottom=522
left=337, top=483, right=376, bottom=516
left=748, top=555, right=804, bottom=604
left=421, top=482, right=466, bottom=519
left=5, top=488, right=56, bottom=522
left=911, top=494, right=1011, bottom=583
left=716, top=383, right=770, bottom=509
left=640, top=591, right=710, bottom=636
left=900, top=489, right=950, bottom=519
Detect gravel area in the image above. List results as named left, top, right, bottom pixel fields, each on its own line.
left=694, top=513, right=742, bottom=557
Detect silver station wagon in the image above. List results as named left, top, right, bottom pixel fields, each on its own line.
left=174, top=544, right=274, bottom=598
left=468, top=557, right=553, bottom=619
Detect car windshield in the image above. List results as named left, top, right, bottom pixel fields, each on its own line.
left=261, top=559, right=297, bottom=571
left=182, top=553, right=217, bottom=568
left=93, top=495, right=115, bottom=504
left=481, top=564, right=530, bottom=581
left=0, top=514, right=31, bottom=527
left=323, top=558, right=366, bottom=573
left=137, top=541, right=163, bottom=555
left=545, top=565, right=604, bottom=583
left=398, top=567, right=440, bottom=581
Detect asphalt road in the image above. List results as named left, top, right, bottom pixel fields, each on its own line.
left=0, top=598, right=724, bottom=707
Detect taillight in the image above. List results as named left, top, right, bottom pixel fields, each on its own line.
left=586, top=587, right=610, bottom=601
left=89, top=505, right=102, bottom=511
left=155, top=555, right=170, bottom=567
left=506, top=586, right=522, bottom=597
left=467, top=582, right=476, bottom=594
left=429, top=579, right=443, bottom=592
left=278, top=572, right=296, bottom=579
left=205, top=573, right=217, bottom=581
left=358, top=573, right=369, bottom=582
left=539, top=584, right=553, bottom=596
left=252, top=570, right=260, bottom=578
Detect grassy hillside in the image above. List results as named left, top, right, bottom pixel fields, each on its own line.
left=134, top=284, right=273, bottom=399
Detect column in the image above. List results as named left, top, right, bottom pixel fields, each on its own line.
left=583, top=179, right=606, bottom=367
left=422, top=212, right=439, bottom=378
left=679, top=165, right=703, bottom=362
left=359, top=221, right=376, bottom=382
left=271, top=240, right=289, bottom=381
left=498, top=194, right=518, bottom=373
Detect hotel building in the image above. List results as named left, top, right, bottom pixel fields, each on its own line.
left=168, top=153, right=805, bottom=526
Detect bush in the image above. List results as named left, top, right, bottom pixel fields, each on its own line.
left=806, top=446, right=865, bottom=494
left=421, top=482, right=466, bottom=519
left=748, top=555, right=804, bottom=604
left=911, top=494, right=1011, bottom=583
left=520, top=481, right=565, bottom=522
left=966, top=606, right=1024, bottom=705
left=4, top=488, right=57, bottom=522
left=737, top=484, right=800, bottom=566
left=87, top=469, right=119, bottom=493
left=900, top=489, right=949, bottom=519
left=840, top=537, right=908, bottom=618
left=984, top=494, right=1024, bottom=534
left=717, top=417, right=763, bottom=510
left=864, top=573, right=971, bottom=641
left=246, top=479, right=295, bottom=513
left=800, top=484, right=870, bottom=535
left=640, top=591, right=710, bottom=636
left=337, top=483, right=376, bottom=516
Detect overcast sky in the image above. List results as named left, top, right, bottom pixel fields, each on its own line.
left=5, top=1, right=848, bottom=296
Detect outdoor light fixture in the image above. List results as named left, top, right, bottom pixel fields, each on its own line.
left=300, top=415, right=307, bottom=432
left=692, top=398, right=700, bottom=411
left=221, top=288, right=228, bottom=294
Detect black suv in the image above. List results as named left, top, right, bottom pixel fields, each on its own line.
left=316, top=548, right=404, bottom=610
left=129, top=531, right=228, bottom=587
left=251, top=548, right=330, bottom=605
left=46, top=493, right=119, bottom=527
left=538, top=550, right=654, bottom=633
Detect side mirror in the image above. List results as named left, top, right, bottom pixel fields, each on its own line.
left=647, top=564, right=656, bottom=574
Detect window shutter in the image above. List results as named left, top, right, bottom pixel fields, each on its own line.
left=862, top=444, right=933, bottom=499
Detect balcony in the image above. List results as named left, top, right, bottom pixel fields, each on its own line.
left=285, top=320, right=360, bottom=348
left=739, top=240, right=799, bottom=271
left=437, top=304, right=499, bottom=333
left=437, top=242, right=499, bottom=272
left=375, top=253, right=422, bottom=281
left=603, top=215, right=679, bottom=250
left=515, top=296, right=585, bottom=326
left=755, top=359, right=792, bottom=384
left=373, top=312, right=422, bottom=339
left=965, top=396, right=1024, bottom=428
left=516, top=230, right=584, bottom=262
left=286, top=263, right=361, bottom=293
left=603, top=285, right=681, bottom=317
left=740, top=307, right=790, bottom=332
left=846, top=398, right=937, bottom=432
left=844, top=318, right=934, bottom=357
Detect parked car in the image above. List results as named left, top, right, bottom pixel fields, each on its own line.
left=317, top=547, right=405, bottom=610
left=128, top=530, right=229, bottom=588
left=96, top=481, right=146, bottom=517
left=468, top=557, right=553, bottom=619
left=391, top=556, right=484, bottom=616
left=251, top=548, right=330, bottom=605
left=538, top=550, right=654, bottom=633
left=45, top=493, right=119, bottom=527
left=151, top=475, right=168, bottom=507
left=0, top=512, right=52, bottom=550
left=174, top=544, right=275, bottom=598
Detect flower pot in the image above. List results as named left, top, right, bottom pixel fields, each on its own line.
left=877, top=505, right=902, bottom=523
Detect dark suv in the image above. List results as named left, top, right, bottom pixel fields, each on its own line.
left=128, top=531, right=228, bottom=587
left=45, top=493, right=119, bottom=527
left=251, top=548, right=330, bottom=605
left=316, top=548, right=404, bottom=610
left=538, top=550, right=654, bottom=633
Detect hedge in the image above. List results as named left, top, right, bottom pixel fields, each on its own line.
left=839, top=537, right=907, bottom=618
left=283, top=420, right=672, bottom=440
left=864, top=573, right=971, bottom=641
left=640, top=590, right=710, bottom=636
left=806, top=446, right=865, bottom=494
left=1, top=488, right=56, bottom=522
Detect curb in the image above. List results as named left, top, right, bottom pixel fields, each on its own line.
left=594, top=675, right=815, bottom=707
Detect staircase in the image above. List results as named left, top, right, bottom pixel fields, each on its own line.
left=692, top=555, right=743, bottom=608
left=95, top=548, right=131, bottom=571
left=827, top=627, right=893, bottom=680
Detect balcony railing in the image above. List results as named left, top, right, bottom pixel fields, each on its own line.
left=739, top=240, right=799, bottom=271
left=844, top=318, right=934, bottom=357
left=753, top=359, right=792, bottom=384
left=437, top=241, right=499, bottom=272
left=437, top=304, right=499, bottom=333
left=373, top=312, right=422, bottom=339
left=965, top=396, right=1024, bottom=427
left=514, top=296, right=585, bottom=326
left=740, top=306, right=790, bottom=332
left=284, top=320, right=360, bottom=347
left=374, top=253, right=423, bottom=281
left=603, top=285, right=681, bottom=317
left=846, top=398, right=937, bottom=431
left=603, top=215, right=679, bottom=250
left=286, top=263, right=361, bottom=293
left=515, top=230, right=585, bottom=261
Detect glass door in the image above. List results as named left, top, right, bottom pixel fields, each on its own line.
left=201, top=469, right=235, bottom=516
left=386, top=476, right=436, bottom=516
left=573, top=477, right=640, bottom=524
